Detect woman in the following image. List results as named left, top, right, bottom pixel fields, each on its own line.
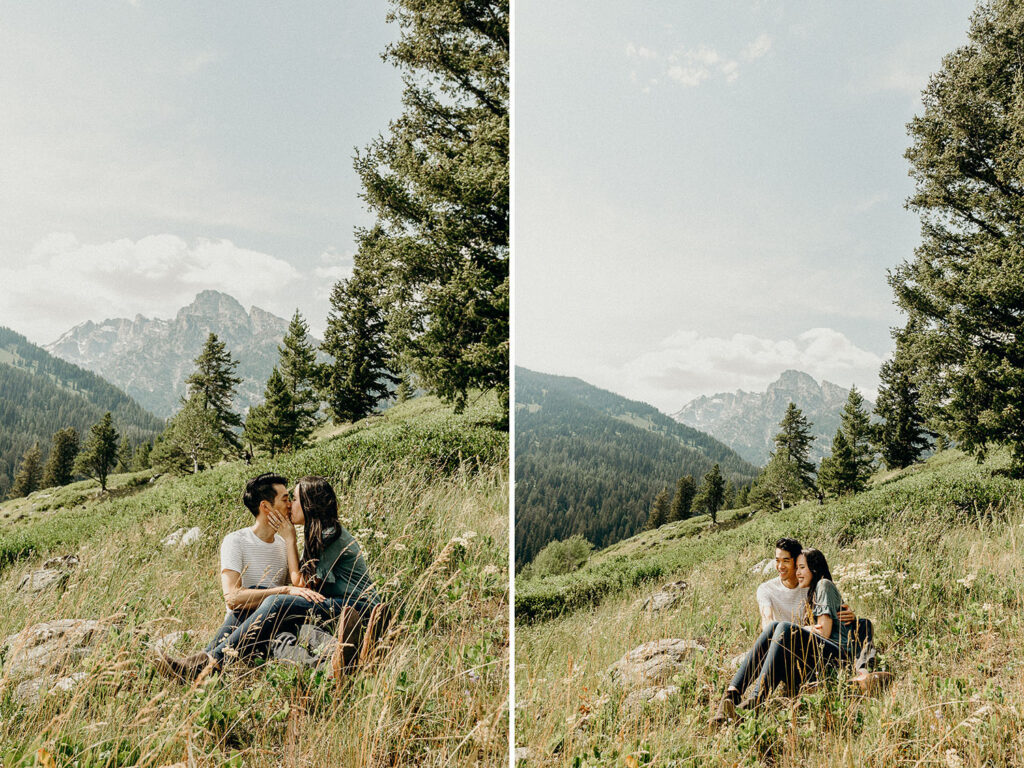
left=710, top=548, right=853, bottom=728
left=272, top=475, right=386, bottom=673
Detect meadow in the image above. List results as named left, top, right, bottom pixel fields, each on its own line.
left=0, top=394, right=509, bottom=767
left=515, top=449, right=1024, bottom=767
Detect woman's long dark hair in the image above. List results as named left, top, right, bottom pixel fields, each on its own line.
left=296, top=475, right=342, bottom=585
left=801, top=548, right=833, bottom=611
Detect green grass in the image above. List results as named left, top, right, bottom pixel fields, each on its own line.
left=516, top=448, right=1024, bottom=767
left=0, top=394, right=509, bottom=767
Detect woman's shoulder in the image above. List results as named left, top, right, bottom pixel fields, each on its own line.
left=815, top=578, right=840, bottom=597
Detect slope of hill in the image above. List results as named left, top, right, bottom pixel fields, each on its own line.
left=0, top=326, right=164, bottom=496
left=0, top=392, right=508, bottom=766
left=671, top=369, right=872, bottom=465
left=515, top=367, right=758, bottom=569
left=45, top=290, right=298, bottom=418
left=516, top=448, right=1024, bottom=765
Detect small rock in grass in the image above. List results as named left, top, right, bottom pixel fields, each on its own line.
left=16, top=569, right=70, bottom=594
left=162, top=527, right=201, bottom=547
left=634, top=581, right=688, bottom=613
left=14, top=671, right=90, bottom=704
left=605, top=638, right=705, bottom=688
left=151, top=630, right=196, bottom=654
left=624, top=684, right=680, bottom=708
left=751, top=559, right=776, bottom=576
left=3, top=619, right=109, bottom=681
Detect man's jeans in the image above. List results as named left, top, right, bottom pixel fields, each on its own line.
left=205, top=590, right=370, bottom=665
left=729, top=621, right=845, bottom=702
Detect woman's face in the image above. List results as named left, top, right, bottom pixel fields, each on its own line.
left=795, top=554, right=812, bottom=588
left=289, top=485, right=305, bottom=526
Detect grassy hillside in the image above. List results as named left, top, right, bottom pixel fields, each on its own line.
left=516, top=449, right=1024, bottom=766
left=515, top=367, right=757, bottom=569
left=0, top=394, right=508, bottom=767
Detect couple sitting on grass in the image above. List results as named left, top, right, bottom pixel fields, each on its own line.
left=710, top=537, right=891, bottom=728
left=156, top=472, right=386, bottom=681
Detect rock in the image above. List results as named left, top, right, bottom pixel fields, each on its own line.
left=623, top=685, right=679, bottom=708
left=634, top=581, right=688, bottom=612
left=751, top=559, right=776, bottom=576
left=162, top=526, right=201, bottom=547
left=729, top=652, right=749, bottom=670
left=17, top=569, right=70, bottom=594
left=605, top=638, right=705, bottom=688
left=514, top=747, right=531, bottom=762
left=151, top=630, right=196, bottom=654
left=13, top=671, right=90, bottom=704
left=2, top=619, right=110, bottom=681
left=42, top=555, right=79, bottom=570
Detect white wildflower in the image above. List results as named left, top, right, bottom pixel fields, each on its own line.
left=482, top=565, right=500, bottom=576
left=945, top=748, right=964, bottom=768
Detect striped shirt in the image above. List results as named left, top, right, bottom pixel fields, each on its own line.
left=219, top=527, right=289, bottom=589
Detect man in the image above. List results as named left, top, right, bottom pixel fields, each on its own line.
left=156, top=472, right=325, bottom=679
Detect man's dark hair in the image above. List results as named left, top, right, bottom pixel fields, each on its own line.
left=243, top=472, right=288, bottom=517
left=775, top=537, right=803, bottom=560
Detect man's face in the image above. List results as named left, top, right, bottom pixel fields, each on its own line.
left=265, top=483, right=290, bottom=518
left=775, top=547, right=796, bottom=582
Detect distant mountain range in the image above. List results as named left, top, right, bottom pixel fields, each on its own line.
left=0, top=326, right=164, bottom=497
left=514, top=367, right=758, bottom=569
left=670, top=369, right=872, bottom=465
left=46, top=291, right=298, bottom=418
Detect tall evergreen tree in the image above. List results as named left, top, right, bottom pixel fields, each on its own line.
left=116, top=436, right=133, bottom=472
left=892, top=0, right=1024, bottom=474
left=75, top=413, right=119, bottom=491
left=277, top=310, right=321, bottom=447
left=10, top=442, right=43, bottom=498
left=131, top=440, right=152, bottom=472
left=668, top=475, right=696, bottom=522
left=839, top=386, right=874, bottom=485
left=321, top=267, right=399, bottom=423
left=42, top=427, right=79, bottom=488
left=185, top=333, right=242, bottom=452
left=873, top=344, right=932, bottom=469
left=692, top=463, right=726, bottom=524
left=818, top=429, right=862, bottom=498
left=645, top=487, right=671, bottom=529
left=773, top=403, right=817, bottom=495
left=351, top=0, right=508, bottom=414
left=245, top=368, right=298, bottom=456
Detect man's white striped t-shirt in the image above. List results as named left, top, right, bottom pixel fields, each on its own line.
left=756, top=577, right=809, bottom=625
left=220, top=527, right=289, bottom=589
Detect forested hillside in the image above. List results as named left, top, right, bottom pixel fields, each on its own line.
left=0, top=327, right=164, bottom=496
left=515, top=367, right=757, bottom=569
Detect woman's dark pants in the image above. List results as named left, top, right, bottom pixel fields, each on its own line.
left=728, top=621, right=842, bottom=702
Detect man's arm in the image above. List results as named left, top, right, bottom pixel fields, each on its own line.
left=220, top=570, right=323, bottom=612
left=757, top=596, right=775, bottom=631
left=838, top=603, right=856, bottom=625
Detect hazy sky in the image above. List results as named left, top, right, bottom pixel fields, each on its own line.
left=0, top=2, right=403, bottom=345
left=515, top=0, right=976, bottom=412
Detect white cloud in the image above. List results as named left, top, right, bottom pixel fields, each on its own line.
left=743, top=33, right=773, bottom=60
left=633, top=42, right=742, bottom=89
left=0, top=233, right=303, bottom=344
left=625, top=42, right=658, bottom=60
left=589, top=327, right=884, bottom=412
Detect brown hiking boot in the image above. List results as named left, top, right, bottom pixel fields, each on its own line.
left=154, top=650, right=213, bottom=681
left=709, top=697, right=737, bottom=731
left=330, top=606, right=363, bottom=681
left=854, top=670, right=893, bottom=694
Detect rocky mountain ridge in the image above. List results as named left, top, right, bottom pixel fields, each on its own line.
left=670, top=369, right=872, bottom=465
left=45, top=291, right=295, bottom=418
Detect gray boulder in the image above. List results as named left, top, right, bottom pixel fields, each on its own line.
left=605, top=638, right=705, bottom=688
left=634, top=581, right=688, bottom=613
left=751, top=559, right=776, bottom=576
left=14, top=671, right=90, bottom=704
left=17, top=555, right=80, bottom=594
left=623, top=684, right=680, bottom=708
left=162, top=527, right=202, bottom=547
left=2, top=619, right=109, bottom=681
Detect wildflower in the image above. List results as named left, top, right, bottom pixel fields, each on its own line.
left=482, top=564, right=500, bottom=576
left=956, top=573, right=977, bottom=588
left=393, top=543, right=408, bottom=552
left=945, top=749, right=964, bottom=768
left=912, top=583, right=922, bottom=590
left=982, top=602, right=994, bottom=612
left=374, top=531, right=388, bottom=540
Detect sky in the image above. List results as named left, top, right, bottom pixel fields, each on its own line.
left=0, top=1, right=404, bottom=345
left=514, top=0, right=977, bottom=413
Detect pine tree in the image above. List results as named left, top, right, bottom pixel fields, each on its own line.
left=116, top=436, right=133, bottom=472
left=668, top=475, right=696, bottom=522
left=840, top=386, right=874, bottom=485
left=736, top=483, right=750, bottom=507
left=185, top=333, right=242, bottom=452
left=42, top=427, right=79, bottom=488
left=394, top=371, right=414, bottom=404
left=750, top=450, right=804, bottom=513
left=321, top=267, right=399, bottom=423
left=9, top=442, right=43, bottom=498
left=692, top=464, right=726, bottom=524
left=352, top=0, right=508, bottom=414
left=892, top=0, right=1024, bottom=474
left=245, top=368, right=298, bottom=456
left=645, top=487, right=671, bottom=529
left=152, top=395, right=224, bottom=474
left=75, top=413, right=119, bottom=491
left=773, top=403, right=817, bottom=495
left=131, top=441, right=152, bottom=471
left=873, top=347, right=932, bottom=470
left=277, top=310, right=321, bottom=447
left=818, top=429, right=862, bottom=498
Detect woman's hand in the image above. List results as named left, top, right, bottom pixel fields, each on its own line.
left=283, top=585, right=325, bottom=603
left=268, top=509, right=296, bottom=541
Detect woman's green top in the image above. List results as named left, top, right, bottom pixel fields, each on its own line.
left=812, top=578, right=853, bottom=653
left=313, top=526, right=381, bottom=607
